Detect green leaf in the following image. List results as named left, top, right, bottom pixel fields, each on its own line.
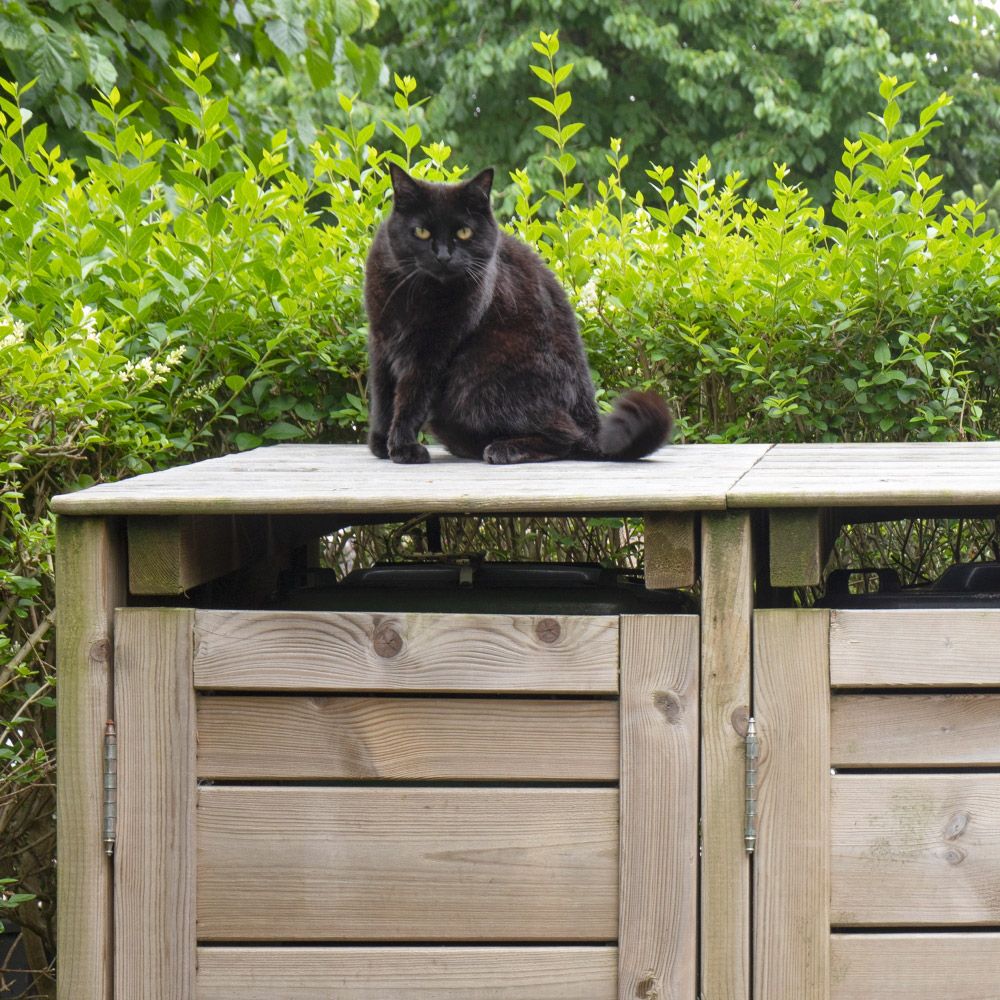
left=262, top=420, right=306, bottom=441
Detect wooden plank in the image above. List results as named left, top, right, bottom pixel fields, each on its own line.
left=618, top=616, right=699, bottom=1000
left=51, top=442, right=772, bottom=515
left=832, top=693, right=1000, bottom=767
left=197, top=787, right=618, bottom=941
left=643, top=512, right=697, bottom=588
left=831, top=774, right=1000, bottom=925
left=128, top=513, right=348, bottom=595
left=196, top=947, right=618, bottom=999
left=831, top=933, right=1000, bottom=1000
left=831, top=609, right=1000, bottom=686
left=114, top=608, right=196, bottom=1000
left=727, top=441, right=1000, bottom=507
left=768, top=507, right=840, bottom=587
left=196, top=695, right=619, bottom=781
left=754, top=609, right=831, bottom=1000
left=699, top=511, right=753, bottom=1000
left=192, top=611, right=620, bottom=693
left=54, top=516, right=125, bottom=1000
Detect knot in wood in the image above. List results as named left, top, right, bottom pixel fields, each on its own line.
left=636, top=974, right=661, bottom=999
left=535, top=618, right=561, bottom=644
left=373, top=625, right=403, bottom=658
left=89, top=638, right=111, bottom=662
left=944, top=810, right=970, bottom=841
left=942, top=845, right=967, bottom=866
left=731, top=705, right=750, bottom=737
left=653, top=690, right=682, bottom=724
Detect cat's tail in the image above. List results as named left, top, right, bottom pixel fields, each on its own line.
left=595, top=389, right=673, bottom=460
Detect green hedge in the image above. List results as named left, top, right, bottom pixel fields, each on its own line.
left=2, top=31, right=999, bottom=984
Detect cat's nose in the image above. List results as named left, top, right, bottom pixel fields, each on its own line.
left=434, top=244, right=451, bottom=262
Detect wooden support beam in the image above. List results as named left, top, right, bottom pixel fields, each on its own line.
left=643, top=512, right=697, bottom=588
left=55, top=516, right=126, bottom=1000
left=699, top=511, right=754, bottom=1000
left=768, top=507, right=841, bottom=587
left=127, top=513, right=349, bottom=595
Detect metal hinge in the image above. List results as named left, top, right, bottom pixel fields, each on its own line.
left=103, top=720, right=117, bottom=857
left=744, top=717, right=758, bottom=855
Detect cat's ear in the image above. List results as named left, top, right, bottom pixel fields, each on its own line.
left=388, top=162, right=422, bottom=209
left=465, top=167, right=494, bottom=202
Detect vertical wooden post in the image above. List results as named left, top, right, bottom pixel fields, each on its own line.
left=114, top=609, right=196, bottom=1000
left=55, top=516, right=126, bottom=1000
left=754, top=609, right=830, bottom=1000
left=700, top=511, right=753, bottom=1000
left=618, top=615, right=699, bottom=999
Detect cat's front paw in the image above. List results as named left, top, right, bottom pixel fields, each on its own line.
left=368, top=431, right=389, bottom=459
left=389, top=442, right=430, bottom=464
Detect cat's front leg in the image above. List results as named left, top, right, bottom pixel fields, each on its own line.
left=366, top=352, right=394, bottom=459
left=387, top=372, right=435, bottom=464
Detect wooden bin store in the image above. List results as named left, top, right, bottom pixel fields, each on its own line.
left=54, top=442, right=1000, bottom=1000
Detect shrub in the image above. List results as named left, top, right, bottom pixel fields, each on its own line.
left=1, top=31, right=999, bottom=989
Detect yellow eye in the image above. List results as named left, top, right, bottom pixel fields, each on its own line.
left=456, top=226, right=473, bottom=240
left=414, top=226, right=431, bottom=240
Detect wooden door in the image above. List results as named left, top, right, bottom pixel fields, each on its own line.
left=113, top=608, right=699, bottom=999
left=754, top=609, right=1000, bottom=1000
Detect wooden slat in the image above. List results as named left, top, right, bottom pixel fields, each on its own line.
left=192, top=611, right=619, bottom=693
left=831, top=609, right=1000, bottom=686
left=197, top=787, right=618, bottom=941
left=700, top=512, right=753, bottom=1000
left=832, top=693, right=1000, bottom=767
left=196, top=695, right=619, bottom=781
left=831, top=933, right=1000, bottom=999
left=768, top=508, right=840, bottom=587
left=114, top=608, right=196, bottom=1000
left=727, top=441, right=1000, bottom=507
left=196, top=947, right=617, bottom=999
left=51, top=442, right=772, bottom=515
left=128, top=513, right=349, bottom=595
left=54, top=516, right=125, bottom=1000
left=643, top=512, right=697, bottom=588
left=754, top=609, right=831, bottom=1000
left=618, top=615, right=699, bottom=999
left=831, top=774, right=1000, bottom=925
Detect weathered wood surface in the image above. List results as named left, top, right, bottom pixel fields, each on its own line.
left=192, top=610, right=619, bottom=693
left=127, top=513, right=346, bottom=594
left=195, top=947, right=618, bottom=999
left=830, top=933, right=1000, bottom=1000
left=51, top=442, right=771, bottom=514
left=699, top=512, right=753, bottom=1000
left=831, top=774, right=1000, bottom=926
left=830, top=609, right=1000, bottom=686
left=754, top=609, right=831, bottom=1000
left=54, top=517, right=125, bottom=1000
left=618, top=615, right=699, bottom=1000
left=768, top=507, right=840, bottom=587
left=113, top=609, right=196, bottom=1000
left=832, top=693, right=1000, bottom=767
left=197, top=787, right=619, bottom=941
left=643, top=512, right=697, bottom=588
left=728, top=441, right=1000, bottom=507
left=196, top=695, right=619, bottom=781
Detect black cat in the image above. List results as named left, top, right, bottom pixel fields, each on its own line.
left=363, top=163, right=672, bottom=464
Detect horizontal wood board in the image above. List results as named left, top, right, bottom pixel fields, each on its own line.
left=832, top=693, right=1000, bottom=767
left=831, top=774, right=1000, bottom=925
left=831, top=933, right=1000, bottom=1000
left=197, top=786, right=619, bottom=941
left=830, top=610, right=1000, bottom=686
left=196, top=695, right=619, bottom=781
left=51, top=442, right=769, bottom=514
left=195, top=947, right=617, bottom=999
left=192, top=610, right=619, bottom=693
left=728, top=441, right=1000, bottom=506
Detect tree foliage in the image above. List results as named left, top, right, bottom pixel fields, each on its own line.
left=371, top=0, right=1000, bottom=201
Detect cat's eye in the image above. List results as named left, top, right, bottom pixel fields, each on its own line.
left=456, top=226, right=473, bottom=240
left=414, top=226, right=431, bottom=240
